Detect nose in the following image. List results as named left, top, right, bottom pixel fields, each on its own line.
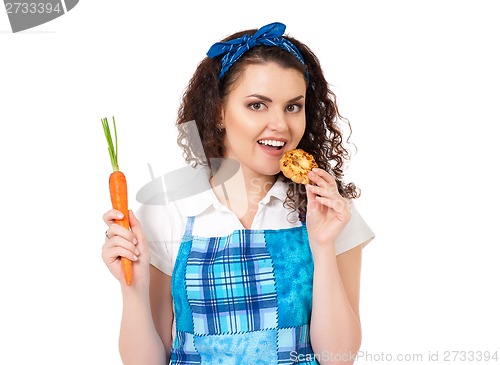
left=267, top=109, right=288, bottom=132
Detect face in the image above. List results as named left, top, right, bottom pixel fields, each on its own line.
left=220, top=62, right=307, bottom=178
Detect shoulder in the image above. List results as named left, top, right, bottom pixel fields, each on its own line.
left=335, top=199, right=375, bottom=255
left=134, top=165, right=223, bottom=238
left=134, top=193, right=182, bottom=247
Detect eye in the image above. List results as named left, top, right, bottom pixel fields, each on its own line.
left=286, top=104, right=302, bottom=113
left=249, top=102, right=266, bottom=111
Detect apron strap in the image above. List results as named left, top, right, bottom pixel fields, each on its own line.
left=184, top=216, right=195, bottom=236
left=299, top=213, right=306, bottom=226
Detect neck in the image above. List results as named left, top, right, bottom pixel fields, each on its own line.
left=210, top=159, right=277, bottom=217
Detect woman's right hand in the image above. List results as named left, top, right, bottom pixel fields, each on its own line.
left=102, top=209, right=151, bottom=288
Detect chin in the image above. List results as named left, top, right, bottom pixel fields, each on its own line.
left=258, top=166, right=281, bottom=177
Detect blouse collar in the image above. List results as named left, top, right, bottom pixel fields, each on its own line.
left=172, top=166, right=289, bottom=217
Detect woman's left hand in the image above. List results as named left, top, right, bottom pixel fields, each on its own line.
left=305, top=168, right=351, bottom=248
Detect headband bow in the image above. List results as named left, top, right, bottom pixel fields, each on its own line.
left=207, top=22, right=308, bottom=80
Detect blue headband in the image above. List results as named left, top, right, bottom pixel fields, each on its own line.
left=206, top=22, right=308, bottom=80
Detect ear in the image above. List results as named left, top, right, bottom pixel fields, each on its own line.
left=218, top=107, right=225, bottom=130
left=219, top=107, right=225, bottom=124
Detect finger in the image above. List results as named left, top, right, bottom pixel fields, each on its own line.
left=308, top=169, right=341, bottom=195
left=311, top=167, right=336, bottom=182
left=106, top=223, right=138, bottom=245
left=306, top=183, right=339, bottom=200
left=102, top=209, right=125, bottom=227
left=103, top=235, right=140, bottom=255
left=305, top=182, right=321, bottom=211
left=308, top=168, right=337, bottom=188
left=129, top=210, right=145, bottom=245
left=315, top=195, right=351, bottom=217
left=102, top=245, right=138, bottom=264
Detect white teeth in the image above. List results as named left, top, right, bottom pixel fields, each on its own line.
left=258, top=139, right=285, bottom=147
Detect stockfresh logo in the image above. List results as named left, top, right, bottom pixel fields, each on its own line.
left=3, top=0, right=78, bottom=33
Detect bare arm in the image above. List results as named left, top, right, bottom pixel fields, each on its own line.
left=119, top=282, right=167, bottom=365
left=103, top=209, right=170, bottom=365
left=119, top=265, right=173, bottom=364
left=304, top=168, right=366, bottom=364
left=149, top=265, right=174, bottom=359
left=309, top=244, right=363, bottom=364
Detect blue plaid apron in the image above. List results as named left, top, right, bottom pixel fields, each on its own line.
left=170, top=216, right=319, bottom=364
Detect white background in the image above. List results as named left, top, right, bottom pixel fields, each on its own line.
left=1, top=1, right=499, bottom=364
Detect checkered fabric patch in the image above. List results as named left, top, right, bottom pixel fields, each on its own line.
left=185, top=230, right=278, bottom=335
left=170, top=331, right=201, bottom=365
left=278, top=324, right=318, bottom=364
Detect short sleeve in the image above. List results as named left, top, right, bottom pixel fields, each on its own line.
left=335, top=200, right=375, bottom=255
left=134, top=201, right=175, bottom=276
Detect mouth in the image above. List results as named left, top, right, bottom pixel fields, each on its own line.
left=257, top=139, right=286, bottom=150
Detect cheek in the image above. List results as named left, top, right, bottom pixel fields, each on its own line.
left=293, top=118, right=307, bottom=141
left=224, top=124, right=254, bottom=152
left=225, top=120, right=252, bottom=141
left=224, top=105, right=251, bottom=130
left=225, top=112, right=262, bottom=139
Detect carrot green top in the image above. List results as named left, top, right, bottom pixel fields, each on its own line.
left=101, top=116, right=120, bottom=172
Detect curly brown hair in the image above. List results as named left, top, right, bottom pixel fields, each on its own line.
left=176, top=27, right=359, bottom=222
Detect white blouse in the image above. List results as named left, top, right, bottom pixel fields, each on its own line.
left=135, top=167, right=375, bottom=276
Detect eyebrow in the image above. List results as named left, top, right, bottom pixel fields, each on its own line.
left=246, top=94, right=304, bottom=103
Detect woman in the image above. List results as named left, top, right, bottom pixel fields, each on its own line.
left=102, top=22, right=374, bottom=364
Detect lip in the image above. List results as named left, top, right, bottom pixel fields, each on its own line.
left=257, top=137, right=288, bottom=143
left=257, top=140, right=287, bottom=157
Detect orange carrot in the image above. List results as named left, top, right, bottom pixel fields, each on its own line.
left=102, top=116, right=133, bottom=286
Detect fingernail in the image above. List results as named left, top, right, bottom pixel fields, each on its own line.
left=133, top=238, right=138, bottom=245
left=135, top=249, right=140, bottom=255
left=133, top=255, right=138, bottom=261
left=117, top=212, right=124, bottom=218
